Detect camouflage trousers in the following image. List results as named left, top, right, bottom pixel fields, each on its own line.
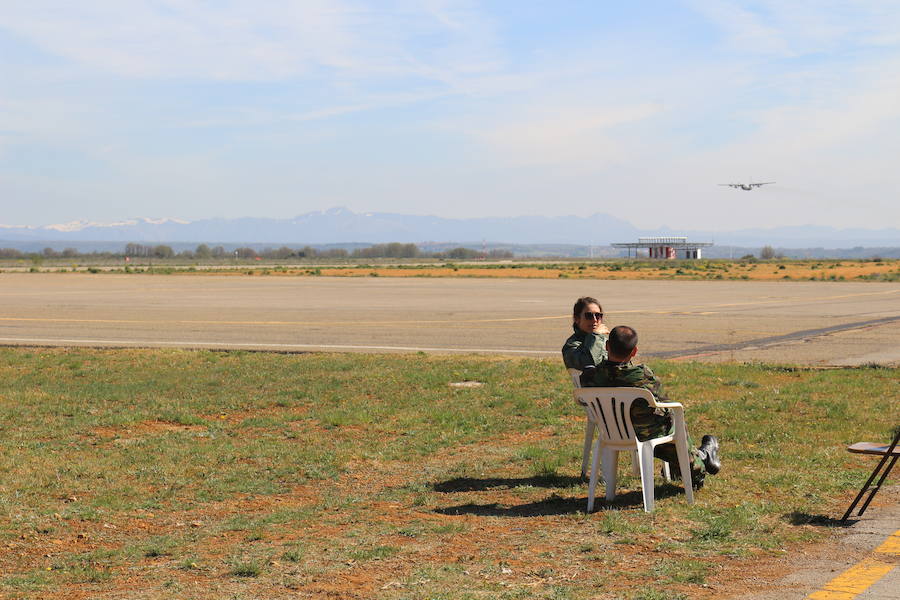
left=633, top=410, right=706, bottom=485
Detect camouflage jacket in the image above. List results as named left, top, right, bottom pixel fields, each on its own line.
left=587, top=359, right=672, bottom=432
left=561, top=326, right=608, bottom=370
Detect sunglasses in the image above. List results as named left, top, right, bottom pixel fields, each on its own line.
left=582, top=312, right=603, bottom=320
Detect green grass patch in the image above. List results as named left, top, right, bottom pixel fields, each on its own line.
left=228, top=560, right=262, bottom=577
left=0, top=348, right=895, bottom=598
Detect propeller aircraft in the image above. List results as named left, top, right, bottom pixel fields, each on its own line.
left=719, top=181, right=775, bottom=190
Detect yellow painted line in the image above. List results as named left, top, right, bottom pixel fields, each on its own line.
left=806, top=529, right=900, bottom=599
left=615, top=289, right=900, bottom=314
left=0, top=315, right=570, bottom=326
left=0, top=287, right=200, bottom=297
left=705, top=289, right=900, bottom=308
left=0, top=310, right=751, bottom=326
left=875, top=530, right=900, bottom=554
left=807, top=558, right=894, bottom=599
left=0, top=336, right=557, bottom=355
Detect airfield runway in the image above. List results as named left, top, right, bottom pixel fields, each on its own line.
left=0, top=273, right=898, bottom=366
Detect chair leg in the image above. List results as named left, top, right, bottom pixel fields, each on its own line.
left=674, top=435, right=695, bottom=505
left=842, top=454, right=899, bottom=521
left=603, top=447, right=618, bottom=502
left=631, top=450, right=641, bottom=476
left=582, top=421, right=595, bottom=479
left=636, top=444, right=656, bottom=512
left=858, top=455, right=899, bottom=516
left=587, top=436, right=603, bottom=512
left=660, top=461, right=671, bottom=481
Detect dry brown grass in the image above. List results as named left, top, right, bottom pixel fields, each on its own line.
left=188, top=259, right=899, bottom=281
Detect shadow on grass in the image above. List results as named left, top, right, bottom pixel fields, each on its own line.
left=434, top=483, right=687, bottom=517
left=784, top=512, right=854, bottom=528
left=432, top=474, right=582, bottom=493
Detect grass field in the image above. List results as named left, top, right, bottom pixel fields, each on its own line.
left=0, top=348, right=897, bottom=599
left=3, top=258, right=899, bottom=282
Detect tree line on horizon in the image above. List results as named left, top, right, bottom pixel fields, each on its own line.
left=0, top=242, right=513, bottom=261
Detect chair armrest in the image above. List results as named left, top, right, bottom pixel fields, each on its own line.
left=653, top=401, right=684, bottom=410
left=656, top=402, right=688, bottom=440
left=571, top=388, right=588, bottom=406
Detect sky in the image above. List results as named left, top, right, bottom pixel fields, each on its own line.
left=1, top=1, right=899, bottom=231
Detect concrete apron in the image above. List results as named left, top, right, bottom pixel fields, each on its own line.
left=736, top=486, right=899, bottom=600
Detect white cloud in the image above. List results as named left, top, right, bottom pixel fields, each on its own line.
left=462, top=102, right=664, bottom=169
left=0, top=1, right=502, bottom=83
left=689, top=0, right=900, bottom=55
left=687, top=0, right=789, bottom=55
left=0, top=1, right=356, bottom=80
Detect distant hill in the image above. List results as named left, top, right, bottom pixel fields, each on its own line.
left=1, top=207, right=897, bottom=249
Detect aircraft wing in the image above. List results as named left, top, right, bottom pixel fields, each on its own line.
left=751, top=182, right=775, bottom=187
left=718, top=183, right=740, bottom=187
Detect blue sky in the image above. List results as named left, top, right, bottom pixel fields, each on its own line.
left=1, top=1, right=898, bottom=230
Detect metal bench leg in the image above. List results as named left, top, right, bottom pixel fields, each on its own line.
left=853, top=455, right=898, bottom=519
left=841, top=430, right=900, bottom=522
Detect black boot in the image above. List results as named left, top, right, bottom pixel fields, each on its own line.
left=698, top=435, right=721, bottom=475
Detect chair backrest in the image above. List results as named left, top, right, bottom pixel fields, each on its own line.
left=567, top=368, right=582, bottom=388
left=574, top=387, right=655, bottom=445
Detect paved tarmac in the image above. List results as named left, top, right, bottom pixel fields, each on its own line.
left=0, top=274, right=898, bottom=365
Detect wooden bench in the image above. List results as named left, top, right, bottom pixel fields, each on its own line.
left=847, top=442, right=900, bottom=456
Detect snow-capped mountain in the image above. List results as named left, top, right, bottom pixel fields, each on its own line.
left=0, top=208, right=897, bottom=248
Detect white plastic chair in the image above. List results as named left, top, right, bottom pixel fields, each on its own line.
left=575, top=387, right=695, bottom=513
left=568, top=368, right=596, bottom=478
left=568, top=369, right=646, bottom=480
left=567, top=367, right=583, bottom=389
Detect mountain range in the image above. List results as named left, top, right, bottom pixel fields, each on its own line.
left=1, top=207, right=898, bottom=249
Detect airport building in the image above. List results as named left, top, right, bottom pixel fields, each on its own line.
left=612, top=237, right=713, bottom=260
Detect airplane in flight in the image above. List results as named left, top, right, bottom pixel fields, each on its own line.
left=719, top=181, right=775, bottom=190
